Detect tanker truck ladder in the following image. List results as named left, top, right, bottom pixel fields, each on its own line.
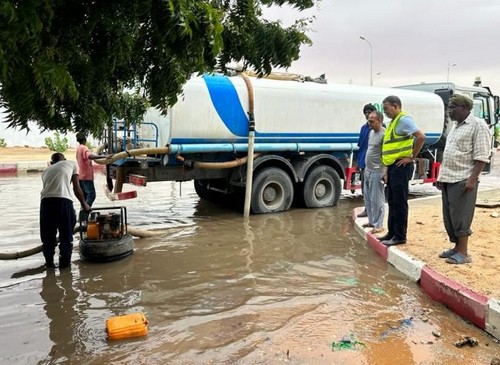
left=112, top=119, right=161, bottom=157
left=109, top=119, right=166, bottom=189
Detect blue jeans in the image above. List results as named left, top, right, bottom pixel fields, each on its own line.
left=386, top=162, right=413, bottom=240
left=79, top=180, right=96, bottom=207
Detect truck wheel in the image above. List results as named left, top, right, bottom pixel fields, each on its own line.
left=303, top=165, right=341, bottom=208
left=251, top=167, right=294, bottom=214
left=194, top=179, right=217, bottom=200
left=194, top=179, right=209, bottom=199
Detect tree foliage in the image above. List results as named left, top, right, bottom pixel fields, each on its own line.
left=0, top=0, right=315, bottom=135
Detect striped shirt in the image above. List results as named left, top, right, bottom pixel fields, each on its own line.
left=438, top=113, right=491, bottom=183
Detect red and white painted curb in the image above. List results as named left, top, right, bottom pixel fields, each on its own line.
left=0, top=161, right=49, bottom=175
left=353, top=206, right=500, bottom=340
left=0, top=164, right=18, bottom=175
left=0, top=162, right=104, bottom=176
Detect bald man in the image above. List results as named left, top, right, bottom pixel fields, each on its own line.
left=40, top=153, right=91, bottom=268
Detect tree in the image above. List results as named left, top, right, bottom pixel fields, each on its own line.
left=0, top=0, right=315, bottom=135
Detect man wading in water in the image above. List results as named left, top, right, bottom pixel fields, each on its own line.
left=40, top=153, right=91, bottom=268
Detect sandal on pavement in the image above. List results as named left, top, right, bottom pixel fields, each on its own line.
left=371, top=227, right=384, bottom=234
left=445, top=252, right=472, bottom=265
left=439, top=248, right=456, bottom=259
left=362, top=223, right=374, bottom=228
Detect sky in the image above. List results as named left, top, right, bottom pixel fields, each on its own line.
left=2, top=0, right=500, bottom=146
left=266, top=0, right=500, bottom=92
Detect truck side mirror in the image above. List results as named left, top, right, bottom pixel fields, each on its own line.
left=434, top=88, right=453, bottom=106
left=494, top=95, right=500, bottom=124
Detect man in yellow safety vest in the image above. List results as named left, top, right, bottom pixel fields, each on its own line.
left=377, top=95, right=426, bottom=246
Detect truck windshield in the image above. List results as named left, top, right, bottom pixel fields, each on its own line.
left=473, top=94, right=490, bottom=124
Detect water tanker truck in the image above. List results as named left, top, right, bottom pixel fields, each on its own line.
left=103, top=74, right=499, bottom=214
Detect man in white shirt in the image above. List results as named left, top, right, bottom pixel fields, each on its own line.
left=437, top=94, right=491, bottom=264
left=40, top=153, right=91, bottom=268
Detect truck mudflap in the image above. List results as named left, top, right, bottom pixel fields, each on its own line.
left=345, top=166, right=362, bottom=192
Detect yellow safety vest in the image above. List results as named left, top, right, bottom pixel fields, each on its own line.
left=382, top=112, right=414, bottom=166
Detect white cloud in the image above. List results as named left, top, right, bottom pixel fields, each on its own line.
left=265, top=0, right=500, bottom=92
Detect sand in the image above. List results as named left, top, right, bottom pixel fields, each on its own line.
left=0, top=146, right=76, bottom=162
left=402, top=192, right=500, bottom=299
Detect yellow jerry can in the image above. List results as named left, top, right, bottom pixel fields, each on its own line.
left=106, top=313, right=148, bottom=340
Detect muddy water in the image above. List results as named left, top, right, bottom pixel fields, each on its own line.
left=0, top=174, right=498, bottom=364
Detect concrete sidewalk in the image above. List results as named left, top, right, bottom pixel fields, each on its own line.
left=352, top=189, right=500, bottom=341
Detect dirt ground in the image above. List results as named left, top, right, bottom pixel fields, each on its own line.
left=0, top=146, right=76, bottom=162
left=1, top=146, right=499, bottom=300
left=402, top=191, right=500, bottom=299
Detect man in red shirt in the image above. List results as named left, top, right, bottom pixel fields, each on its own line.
left=76, top=133, right=110, bottom=207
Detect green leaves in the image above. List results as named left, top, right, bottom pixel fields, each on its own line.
left=44, top=131, right=69, bottom=152
left=0, top=0, right=316, bottom=134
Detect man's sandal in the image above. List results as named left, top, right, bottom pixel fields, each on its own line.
left=445, top=252, right=472, bottom=265
left=438, top=248, right=456, bottom=259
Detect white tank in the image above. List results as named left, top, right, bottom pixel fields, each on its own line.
left=155, top=74, right=445, bottom=147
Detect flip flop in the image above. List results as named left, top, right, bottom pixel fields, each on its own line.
left=445, top=252, right=472, bottom=265
left=439, top=248, right=456, bottom=259
left=362, top=223, right=374, bottom=228
left=371, top=227, right=384, bottom=234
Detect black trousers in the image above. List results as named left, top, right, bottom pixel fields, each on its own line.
left=386, top=162, right=413, bottom=240
left=40, top=198, right=76, bottom=266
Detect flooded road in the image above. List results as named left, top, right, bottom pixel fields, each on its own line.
left=0, top=174, right=498, bottom=364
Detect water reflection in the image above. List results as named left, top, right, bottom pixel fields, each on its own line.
left=39, top=269, right=78, bottom=364
left=0, top=174, right=499, bottom=364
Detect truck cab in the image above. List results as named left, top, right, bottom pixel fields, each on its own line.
left=395, top=80, right=500, bottom=173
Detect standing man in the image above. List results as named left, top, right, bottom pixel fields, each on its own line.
left=437, top=95, right=491, bottom=264
left=76, top=133, right=109, bottom=207
left=361, top=111, right=386, bottom=234
left=40, top=153, right=91, bottom=268
left=357, top=103, right=377, bottom=217
left=378, top=95, right=426, bottom=246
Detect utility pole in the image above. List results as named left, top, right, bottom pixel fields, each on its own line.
left=447, top=62, right=456, bottom=82
left=359, top=36, right=373, bottom=86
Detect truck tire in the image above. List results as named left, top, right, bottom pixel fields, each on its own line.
left=251, top=167, right=294, bottom=214
left=194, top=178, right=233, bottom=202
left=303, top=165, right=341, bottom=208
left=194, top=179, right=214, bottom=200
left=79, top=234, right=134, bottom=262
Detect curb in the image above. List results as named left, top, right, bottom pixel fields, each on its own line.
left=353, top=207, right=500, bottom=340
left=0, top=162, right=105, bottom=176
left=0, top=164, right=18, bottom=175
left=0, top=161, right=48, bottom=175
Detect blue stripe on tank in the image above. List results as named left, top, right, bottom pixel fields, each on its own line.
left=203, top=74, right=249, bottom=136
left=201, top=75, right=443, bottom=142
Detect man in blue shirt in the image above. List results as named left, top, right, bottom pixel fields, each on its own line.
left=357, top=103, right=376, bottom=217
left=378, top=95, right=426, bottom=246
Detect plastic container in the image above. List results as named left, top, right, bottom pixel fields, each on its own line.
left=106, top=313, right=148, bottom=340
left=86, top=221, right=100, bottom=240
